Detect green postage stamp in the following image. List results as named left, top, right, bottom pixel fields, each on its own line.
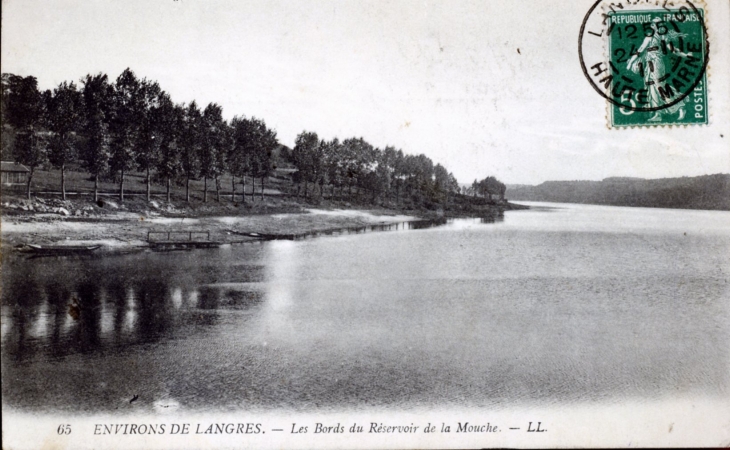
left=579, top=0, right=709, bottom=128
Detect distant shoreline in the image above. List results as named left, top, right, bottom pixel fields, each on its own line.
left=506, top=174, right=730, bottom=211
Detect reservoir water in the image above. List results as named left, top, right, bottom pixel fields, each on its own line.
left=2, top=202, right=729, bottom=414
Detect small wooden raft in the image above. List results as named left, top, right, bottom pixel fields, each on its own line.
left=147, top=231, right=222, bottom=251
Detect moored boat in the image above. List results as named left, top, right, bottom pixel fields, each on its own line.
left=22, top=244, right=102, bottom=256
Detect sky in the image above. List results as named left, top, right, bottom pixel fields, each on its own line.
left=2, top=0, right=728, bottom=185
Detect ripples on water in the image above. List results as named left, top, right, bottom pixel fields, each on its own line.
left=2, top=203, right=729, bottom=413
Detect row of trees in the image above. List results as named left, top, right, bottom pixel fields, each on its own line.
left=2, top=70, right=277, bottom=201
left=289, top=131, right=461, bottom=206
left=2, top=68, right=506, bottom=207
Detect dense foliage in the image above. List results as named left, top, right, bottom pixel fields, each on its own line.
left=463, top=176, right=506, bottom=202
left=2, top=70, right=505, bottom=208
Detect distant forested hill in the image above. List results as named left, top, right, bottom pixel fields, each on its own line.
left=506, top=174, right=730, bottom=211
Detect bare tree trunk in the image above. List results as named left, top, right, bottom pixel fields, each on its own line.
left=203, top=176, right=208, bottom=203
left=241, top=176, right=246, bottom=203
left=61, top=164, right=67, bottom=201
left=94, top=174, right=99, bottom=202
left=250, top=178, right=255, bottom=202
left=26, top=132, right=35, bottom=200
left=26, top=169, right=33, bottom=200
left=146, top=167, right=151, bottom=202
left=186, top=176, right=190, bottom=202
left=166, top=177, right=171, bottom=203
left=261, top=176, right=265, bottom=200
left=119, top=167, right=124, bottom=202
left=215, top=176, right=220, bottom=202
left=231, top=177, right=236, bottom=202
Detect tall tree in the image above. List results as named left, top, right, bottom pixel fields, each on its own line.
left=347, top=137, right=376, bottom=200
left=359, top=145, right=381, bottom=202
left=338, top=137, right=375, bottom=200
left=1, top=74, right=16, bottom=159
left=392, top=149, right=406, bottom=204
left=154, top=95, right=183, bottom=202
left=47, top=81, right=83, bottom=200
left=447, top=173, right=460, bottom=195
left=109, top=68, right=144, bottom=202
left=483, top=176, right=505, bottom=202
left=229, top=116, right=254, bottom=203
left=311, top=139, right=329, bottom=198
left=380, top=146, right=399, bottom=203
left=135, top=80, right=162, bottom=202
left=433, top=163, right=451, bottom=203
left=433, top=164, right=450, bottom=191
left=471, top=179, right=479, bottom=197
left=414, top=154, right=435, bottom=192
left=80, top=73, right=112, bottom=202
left=220, top=121, right=234, bottom=202
left=292, top=131, right=318, bottom=198
left=483, top=176, right=500, bottom=201
left=4, top=75, right=46, bottom=199
left=323, top=138, right=344, bottom=200
left=313, top=139, right=330, bottom=199
left=200, top=103, right=225, bottom=202
left=249, top=118, right=278, bottom=200
left=179, top=101, right=202, bottom=202
left=4, top=75, right=47, bottom=199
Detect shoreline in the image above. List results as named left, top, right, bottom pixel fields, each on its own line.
left=1, top=203, right=526, bottom=255
left=0, top=208, right=412, bottom=251
left=1, top=194, right=527, bottom=254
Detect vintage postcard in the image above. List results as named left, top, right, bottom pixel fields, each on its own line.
left=1, top=0, right=729, bottom=448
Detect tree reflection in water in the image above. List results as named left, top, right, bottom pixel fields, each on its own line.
left=1, top=250, right=266, bottom=364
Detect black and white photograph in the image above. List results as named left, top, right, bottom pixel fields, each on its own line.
left=1, top=0, right=729, bottom=448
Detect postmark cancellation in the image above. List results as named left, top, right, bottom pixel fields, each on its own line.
left=579, top=0, right=710, bottom=128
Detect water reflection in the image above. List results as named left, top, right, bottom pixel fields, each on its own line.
left=1, top=248, right=267, bottom=363
left=74, top=282, right=102, bottom=352
left=2, top=209, right=727, bottom=414
left=1, top=218, right=465, bottom=364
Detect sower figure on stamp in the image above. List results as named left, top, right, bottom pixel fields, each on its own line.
left=626, top=17, right=692, bottom=122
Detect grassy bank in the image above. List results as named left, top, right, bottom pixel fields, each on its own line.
left=1, top=167, right=526, bottom=251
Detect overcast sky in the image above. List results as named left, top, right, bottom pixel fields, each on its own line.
left=2, top=0, right=728, bottom=185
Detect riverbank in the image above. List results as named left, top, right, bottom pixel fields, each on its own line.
left=0, top=207, right=417, bottom=251
left=0, top=195, right=526, bottom=253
